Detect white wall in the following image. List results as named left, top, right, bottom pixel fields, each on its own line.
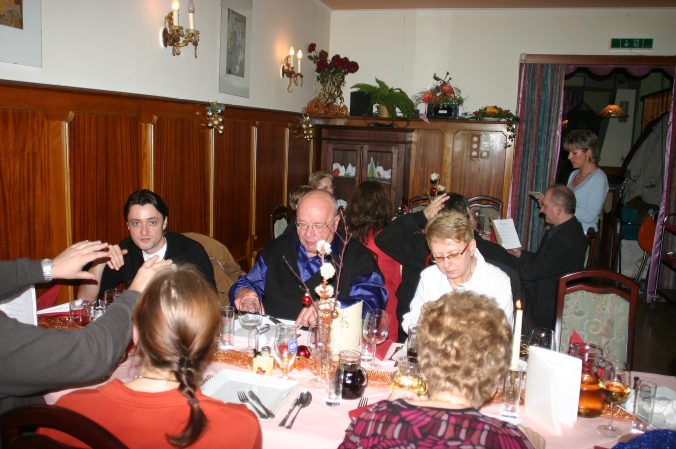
left=601, top=88, right=636, bottom=167
left=331, top=8, right=676, bottom=114
left=0, top=0, right=331, bottom=112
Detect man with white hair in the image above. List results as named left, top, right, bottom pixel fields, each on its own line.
left=230, top=190, right=386, bottom=327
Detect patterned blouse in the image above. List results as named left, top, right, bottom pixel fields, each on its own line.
left=339, top=399, right=535, bottom=449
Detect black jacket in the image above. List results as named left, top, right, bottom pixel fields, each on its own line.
left=98, top=231, right=216, bottom=296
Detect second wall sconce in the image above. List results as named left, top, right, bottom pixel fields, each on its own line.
left=163, top=0, right=200, bottom=57
left=280, top=47, right=303, bottom=93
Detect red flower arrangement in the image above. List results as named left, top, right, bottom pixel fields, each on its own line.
left=412, top=72, right=466, bottom=108
left=305, top=43, right=359, bottom=111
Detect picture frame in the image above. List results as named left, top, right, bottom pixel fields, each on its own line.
left=0, top=0, right=41, bottom=67
left=219, top=0, right=253, bottom=98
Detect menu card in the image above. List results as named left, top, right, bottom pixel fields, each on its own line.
left=0, top=285, right=37, bottom=325
left=331, top=300, right=362, bottom=355
left=525, top=346, right=581, bottom=434
left=489, top=217, right=522, bottom=250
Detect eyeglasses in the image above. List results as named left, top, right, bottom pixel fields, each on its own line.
left=431, top=241, right=470, bottom=263
left=296, top=221, right=332, bottom=232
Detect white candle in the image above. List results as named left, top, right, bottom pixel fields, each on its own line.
left=509, top=300, right=523, bottom=370
left=297, top=49, right=302, bottom=74
left=188, top=0, right=195, bottom=30
left=289, top=47, right=295, bottom=69
left=172, top=0, right=180, bottom=26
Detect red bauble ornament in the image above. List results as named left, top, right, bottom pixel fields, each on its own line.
left=297, top=345, right=311, bottom=359
left=430, top=186, right=437, bottom=195
left=301, top=292, right=313, bottom=307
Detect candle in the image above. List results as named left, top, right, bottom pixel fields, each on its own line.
left=289, top=47, right=295, bottom=69
left=172, top=0, right=180, bottom=26
left=297, top=49, right=302, bottom=74
left=509, top=300, right=523, bottom=370
left=188, top=0, right=195, bottom=30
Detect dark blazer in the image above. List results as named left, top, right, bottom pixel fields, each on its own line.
left=513, top=217, right=587, bottom=330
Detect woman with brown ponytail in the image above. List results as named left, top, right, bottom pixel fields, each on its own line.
left=42, top=264, right=262, bottom=448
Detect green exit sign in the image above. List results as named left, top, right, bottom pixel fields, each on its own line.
left=610, top=38, right=653, bottom=49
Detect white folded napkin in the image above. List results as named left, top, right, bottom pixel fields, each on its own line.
left=37, top=302, right=71, bottom=315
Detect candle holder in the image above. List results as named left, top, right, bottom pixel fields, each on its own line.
left=280, top=54, right=303, bottom=93
left=162, top=11, right=199, bottom=58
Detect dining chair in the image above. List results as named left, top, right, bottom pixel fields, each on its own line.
left=468, top=195, right=503, bottom=219
left=183, top=232, right=245, bottom=306
left=554, top=269, right=638, bottom=367
left=585, top=228, right=596, bottom=270
left=0, top=404, right=127, bottom=449
left=270, top=204, right=289, bottom=240
left=408, top=195, right=430, bottom=213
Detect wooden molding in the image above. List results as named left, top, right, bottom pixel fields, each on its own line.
left=522, top=54, right=676, bottom=66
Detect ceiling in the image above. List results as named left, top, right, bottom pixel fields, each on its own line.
left=321, top=0, right=675, bottom=9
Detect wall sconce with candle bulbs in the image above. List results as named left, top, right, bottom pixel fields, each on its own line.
left=162, top=0, right=199, bottom=57
left=280, top=47, right=303, bottom=93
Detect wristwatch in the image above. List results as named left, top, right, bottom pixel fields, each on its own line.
left=41, top=258, right=54, bottom=282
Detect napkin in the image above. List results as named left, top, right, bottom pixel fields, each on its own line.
left=348, top=405, right=370, bottom=422
left=375, top=340, right=394, bottom=361
left=37, top=285, right=60, bottom=311
left=37, top=302, right=71, bottom=316
left=570, top=330, right=584, bottom=345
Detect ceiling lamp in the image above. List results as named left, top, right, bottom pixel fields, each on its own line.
left=598, top=71, right=629, bottom=118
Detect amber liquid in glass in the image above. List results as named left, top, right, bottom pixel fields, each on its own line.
left=600, top=381, right=631, bottom=403
left=578, top=374, right=604, bottom=418
left=390, top=371, right=428, bottom=397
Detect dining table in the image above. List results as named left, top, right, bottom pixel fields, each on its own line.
left=41, top=317, right=675, bottom=449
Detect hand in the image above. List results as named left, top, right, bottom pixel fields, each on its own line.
left=295, top=304, right=318, bottom=328
left=103, top=245, right=128, bottom=271
left=535, top=194, right=544, bottom=208
left=517, top=426, right=546, bottom=449
left=388, top=388, right=423, bottom=402
left=51, top=241, right=114, bottom=281
left=235, top=288, right=265, bottom=314
left=128, top=256, right=173, bottom=293
left=423, top=193, right=449, bottom=220
left=507, top=248, right=522, bottom=258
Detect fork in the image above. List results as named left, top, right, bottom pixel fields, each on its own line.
left=357, top=396, right=369, bottom=408
left=200, top=374, right=213, bottom=386
left=387, top=346, right=403, bottom=361
left=237, top=391, right=269, bottom=419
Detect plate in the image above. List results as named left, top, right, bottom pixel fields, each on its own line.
left=234, top=316, right=294, bottom=339
left=201, top=368, right=300, bottom=421
left=619, top=386, right=676, bottom=430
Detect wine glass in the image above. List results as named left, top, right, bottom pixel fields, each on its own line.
left=239, top=297, right=262, bottom=353
left=529, top=328, right=554, bottom=350
left=362, top=310, right=389, bottom=367
left=597, top=360, right=631, bottom=437
left=271, top=324, right=298, bottom=380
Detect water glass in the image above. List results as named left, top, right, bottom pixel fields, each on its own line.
left=104, top=288, right=124, bottom=305
left=390, top=356, right=428, bottom=398
left=69, top=299, right=90, bottom=325
left=360, top=328, right=375, bottom=364
left=632, top=380, right=657, bottom=432
left=325, top=354, right=343, bottom=407
left=88, top=298, right=107, bottom=321
left=530, top=328, right=554, bottom=350
left=219, top=306, right=235, bottom=350
left=407, top=325, right=419, bottom=360
left=502, top=367, right=525, bottom=418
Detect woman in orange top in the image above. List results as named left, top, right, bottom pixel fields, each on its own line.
left=42, top=265, right=262, bottom=448
left=345, top=180, right=402, bottom=342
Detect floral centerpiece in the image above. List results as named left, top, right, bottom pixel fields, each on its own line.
left=462, top=105, right=520, bottom=149
left=412, top=72, right=466, bottom=119
left=304, top=43, right=359, bottom=116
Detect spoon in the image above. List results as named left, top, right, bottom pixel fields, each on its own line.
left=278, top=394, right=301, bottom=427
left=285, top=391, right=312, bottom=429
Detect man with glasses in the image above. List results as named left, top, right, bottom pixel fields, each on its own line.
left=508, top=184, right=587, bottom=329
left=401, top=210, right=513, bottom=333
left=229, top=190, right=386, bottom=327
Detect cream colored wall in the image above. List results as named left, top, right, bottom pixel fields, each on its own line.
left=331, top=8, right=676, bottom=114
left=0, top=0, right=331, bottom=112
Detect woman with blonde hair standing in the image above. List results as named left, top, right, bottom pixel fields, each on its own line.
left=43, top=264, right=262, bottom=448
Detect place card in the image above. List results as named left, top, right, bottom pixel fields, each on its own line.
left=525, top=346, right=581, bottom=434
left=331, top=300, right=362, bottom=355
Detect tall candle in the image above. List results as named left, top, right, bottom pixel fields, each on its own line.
left=509, top=300, right=523, bottom=370
left=288, top=47, right=295, bottom=69
left=172, top=0, right=180, bottom=26
left=188, top=0, right=195, bottom=30
left=297, top=49, right=302, bottom=74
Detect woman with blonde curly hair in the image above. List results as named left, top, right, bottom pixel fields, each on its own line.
left=44, top=265, right=262, bottom=448
left=339, top=291, right=544, bottom=449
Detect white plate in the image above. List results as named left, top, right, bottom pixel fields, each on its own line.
left=201, top=368, right=300, bottom=421
left=234, top=316, right=294, bottom=339
left=619, top=386, right=676, bottom=430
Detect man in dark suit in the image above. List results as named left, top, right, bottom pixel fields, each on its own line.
left=509, top=184, right=588, bottom=330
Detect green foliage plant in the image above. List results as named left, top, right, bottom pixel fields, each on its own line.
left=351, top=78, right=415, bottom=125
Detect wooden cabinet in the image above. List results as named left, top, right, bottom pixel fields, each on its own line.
left=321, top=126, right=412, bottom=211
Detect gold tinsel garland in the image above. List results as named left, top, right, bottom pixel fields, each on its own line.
left=304, top=97, right=349, bottom=116
left=39, top=316, right=84, bottom=330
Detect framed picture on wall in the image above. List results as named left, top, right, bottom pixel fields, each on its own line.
left=219, top=0, right=252, bottom=98
left=0, top=0, right=41, bottom=67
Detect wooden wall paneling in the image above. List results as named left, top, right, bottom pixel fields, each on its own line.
left=153, top=116, right=210, bottom=235
left=407, top=129, right=444, bottom=200
left=212, top=120, right=251, bottom=271
left=252, top=121, right=287, bottom=261
left=287, top=133, right=312, bottom=203
left=449, top=130, right=506, bottom=203
left=69, top=113, right=142, bottom=247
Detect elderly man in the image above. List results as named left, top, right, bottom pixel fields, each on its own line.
left=0, top=241, right=171, bottom=414
left=509, top=184, right=588, bottom=329
left=230, top=190, right=386, bottom=327
left=78, top=189, right=215, bottom=300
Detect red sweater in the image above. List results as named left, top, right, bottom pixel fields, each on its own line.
left=40, top=379, right=262, bottom=449
left=365, top=230, right=402, bottom=341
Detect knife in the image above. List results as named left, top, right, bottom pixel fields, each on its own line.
left=248, top=391, right=275, bottom=419
left=264, top=315, right=283, bottom=325
left=278, top=394, right=301, bottom=427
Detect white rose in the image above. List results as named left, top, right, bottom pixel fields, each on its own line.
left=430, top=172, right=440, bottom=182
left=438, top=185, right=446, bottom=193
left=316, top=240, right=332, bottom=256
left=314, top=284, right=335, bottom=297
left=320, top=262, right=336, bottom=280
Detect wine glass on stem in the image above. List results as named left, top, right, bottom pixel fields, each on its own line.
left=272, top=324, right=298, bottom=380
left=362, top=310, right=388, bottom=367
left=597, top=360, right=631, bottom=437
left=239, top=297, right=262, bottom=353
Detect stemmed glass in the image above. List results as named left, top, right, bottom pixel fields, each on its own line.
left=271, top=324, right=298, bottom=380
left=529, top=328, right=554, bottom=350
left=309, top=320, right=331, bottom=387
left=597, top=360, right=631, bottom=437
left=239, top=297, right=262, bottom=353
left=362, top=310, right=389, bottom=367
